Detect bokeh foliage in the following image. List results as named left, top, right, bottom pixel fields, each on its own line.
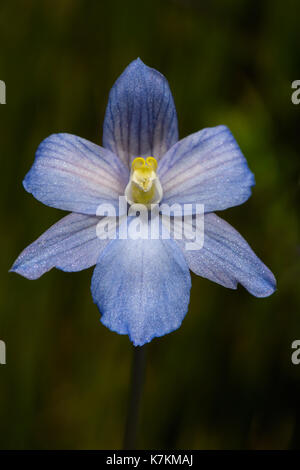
left=0, top=0, right=299, bottom=449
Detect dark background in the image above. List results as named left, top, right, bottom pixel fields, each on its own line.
left=0, top=0, right=299, bottom=449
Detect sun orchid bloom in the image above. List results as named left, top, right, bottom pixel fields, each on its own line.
left=10, top=59, right=276, bottom=346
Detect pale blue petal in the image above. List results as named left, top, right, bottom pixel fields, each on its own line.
left=102, top=58, right=178, bottom=168
left=173, top=213, right=276, bottom=297
left=10, top=213, right=113, bottom=280
left=158, top=125, right=255, bottom=213
left=24, top=133, right=129, bottom=215
left=91, top=219, right=191, bottom=346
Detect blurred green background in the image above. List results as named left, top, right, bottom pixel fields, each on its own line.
left=0, top=0, right=299, bottom=450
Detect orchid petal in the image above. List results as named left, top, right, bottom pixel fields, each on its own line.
left=158, top=125, right=255, bottom=213
left=24, top=133, right=129, bottom=215
left=103, top=58, right=178, bottom=168
left=10, top=212, right=115, bottom=279
left=172, top=213, right=276, bottom=297
left=91, top=218, right=191, bottom=346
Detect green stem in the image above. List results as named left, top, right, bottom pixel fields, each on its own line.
left=123, top=345, right=147, bottom=449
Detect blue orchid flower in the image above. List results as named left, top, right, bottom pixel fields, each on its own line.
left=11, top=59, right=276, bottom=346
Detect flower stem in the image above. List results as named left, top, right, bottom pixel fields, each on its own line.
left=123, top=345, right=147, bottom=449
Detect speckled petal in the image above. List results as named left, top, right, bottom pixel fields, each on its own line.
left=91, top=218, right=191, bottom=346
left=172, top=213, right=276, bottom=297
left=158, top=125, right=255, bottom=213
left=102, top=58, right=178, bottom=168
left=10, top=212, right=115, bottom=279
left=23, top=133, right=129, bottom=215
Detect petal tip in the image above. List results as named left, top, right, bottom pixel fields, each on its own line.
left=254, top=276, right=277, bottom=298
left=135, top=56, right=144, bottom=65
left=9, top=262, right=36, bottom=280
left=123, top=57, right=147, bottom=74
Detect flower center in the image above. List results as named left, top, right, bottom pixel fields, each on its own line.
left=125, top=157, right=163, bottom=206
